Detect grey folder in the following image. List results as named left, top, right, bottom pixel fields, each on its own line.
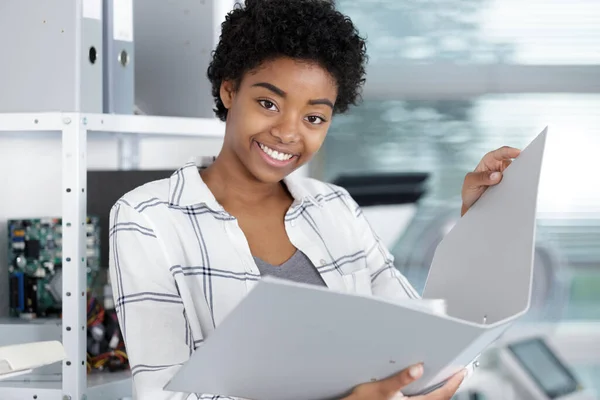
left=165, top=128, right=549, bottom=400
left=0, top=0, right=103, bottom=113
left=103, top=0, right=135, bottom=114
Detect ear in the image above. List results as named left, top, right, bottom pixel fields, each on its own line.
left=219, top=80, right=236, bottom=109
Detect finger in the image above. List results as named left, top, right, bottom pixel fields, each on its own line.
left=464, top=171, right=502, bottom=189
left=501, top=159, right=512, bottom=172
left=378, top=363, right=424, bottom=395
left=488, top=146, right=520, bottom=162
left=422, top=370, right=467, bottom=400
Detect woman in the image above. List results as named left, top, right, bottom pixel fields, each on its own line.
left=108, top=0, right=520, bottom=399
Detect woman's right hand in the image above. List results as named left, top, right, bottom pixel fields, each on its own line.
left=342, top=363, right=466, bottom=400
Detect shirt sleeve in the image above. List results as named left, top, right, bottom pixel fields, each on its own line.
left=339, top=189, right=421, bottom=301
left=108, top=201, right=236, bottom=400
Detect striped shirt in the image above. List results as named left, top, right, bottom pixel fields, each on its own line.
left=108, top=159, right=420, bottom=399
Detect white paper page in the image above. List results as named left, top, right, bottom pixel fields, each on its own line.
left=0, top=341, right=66, bottom=378
left=83, top=0, right=102, bottom=20
left=113, top=0, right=134, bottom=42
left=406, top=299, right=447, bottom=315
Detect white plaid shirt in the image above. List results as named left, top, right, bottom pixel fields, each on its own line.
left=108, top=159, right=420, bottom=399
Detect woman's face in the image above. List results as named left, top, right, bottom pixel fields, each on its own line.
left=219, top=57, right=338, bottom=183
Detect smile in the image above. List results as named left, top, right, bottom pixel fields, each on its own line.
left=257, top=142, right=295, bottom=161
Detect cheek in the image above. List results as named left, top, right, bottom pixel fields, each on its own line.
left=302, top=130, right=327, bottom=155
left=231, top=105, right=271, bottom=143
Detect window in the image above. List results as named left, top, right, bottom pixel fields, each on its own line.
left=321, top=94, right=600, bottom=215
left=338, top=0, right=600, bottom=64
left=318, top=0, right=600, bottom=324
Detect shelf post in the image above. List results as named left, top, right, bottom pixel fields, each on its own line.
left=117, top=133, right=141, bottom=170
left=61, top=113, right=88, bottom=399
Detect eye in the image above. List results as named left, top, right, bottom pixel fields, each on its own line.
left=258, top=100, right=278, bottom=112
left=305, top=115, right=326, bottom=125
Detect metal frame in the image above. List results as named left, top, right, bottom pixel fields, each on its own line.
left=0, top=111, right=225, bottom=400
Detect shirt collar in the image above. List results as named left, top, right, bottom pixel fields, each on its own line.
left=168, top=157, right=221, bottom=211
left=282, top=174, right=321, bottom=209
left=168, top=157, right=321, bottom=210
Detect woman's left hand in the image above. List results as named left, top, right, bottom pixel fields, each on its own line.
left=461, top=146, right=521, bottom=216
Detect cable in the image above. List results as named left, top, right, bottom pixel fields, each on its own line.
left=86, top=292, right=129, bottom=373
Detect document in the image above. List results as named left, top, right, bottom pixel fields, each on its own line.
left=0, top=341, right=66, bottom=381
left=165, top=128, right=549, bottom=400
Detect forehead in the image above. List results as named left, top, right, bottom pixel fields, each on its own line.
left=242, top=57, right=338, bottom=98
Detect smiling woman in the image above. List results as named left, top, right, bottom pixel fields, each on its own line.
left=107, top=1, right=512, bottom=399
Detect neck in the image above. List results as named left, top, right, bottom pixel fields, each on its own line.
left=201, top=149, right=287, bottom=208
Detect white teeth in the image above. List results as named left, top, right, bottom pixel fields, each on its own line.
left=259, top=143, right=293, bottom=161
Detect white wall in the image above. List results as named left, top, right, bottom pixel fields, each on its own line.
left=0, top=135, right=224, bottom=316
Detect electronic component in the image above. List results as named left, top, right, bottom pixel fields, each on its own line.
left=495, top=337, right=595, bottom=400
left=8, top=217, right=101, bottom=318
left=24, top=239, right=41, bottom=259
left=86, top=294, right=129, bottom=373
left=506, top=338, right=582, bottom=399
left=9, top=272, right=24, bottom=312
left=5, top=217, right=127, bottom=374
left=47, top=268, right=63, bottom=303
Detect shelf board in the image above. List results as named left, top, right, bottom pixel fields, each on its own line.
left=0, top=319, right=132, bottom=398
left=0, top=384, right=61, bottom=400
left=87, top=370, right=132, bottom=399
left=0, top=317, right=62, bottom=326
left=0, top=111, right=225, bottom=138
left=0, top=371, right=131, bottom=400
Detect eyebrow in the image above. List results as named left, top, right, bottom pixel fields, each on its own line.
left=251, top=82, right=334, bottom=110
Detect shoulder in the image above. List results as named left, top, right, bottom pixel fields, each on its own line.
left=111, top=178, right=171, bottom=213
left=294, top=176, right=347, bottom=197
left=290, top=177, right=359, bottom=217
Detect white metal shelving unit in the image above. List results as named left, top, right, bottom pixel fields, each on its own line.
left=0, top=112, right=225, bottom=400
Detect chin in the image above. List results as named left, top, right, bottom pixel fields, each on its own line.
left=249, top=164, right=296, bottom=184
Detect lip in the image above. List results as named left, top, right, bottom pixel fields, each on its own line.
left=253, top=140, right=297, bottom=168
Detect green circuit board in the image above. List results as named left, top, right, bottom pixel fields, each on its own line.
left=8, top=217, right=101, bottom=318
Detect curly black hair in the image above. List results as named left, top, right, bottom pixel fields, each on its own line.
left=206, top=0, right=368, bottom=122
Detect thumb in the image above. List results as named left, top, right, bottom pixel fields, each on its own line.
left=462, top=171, right=502, bottom=215
left=488, top=171, right=502, bottom=182
left=378, top=363, right=424, bottom=395
left=468, top=171, right=501, bottom=188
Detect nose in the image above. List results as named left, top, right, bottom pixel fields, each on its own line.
left=270, top=114, right=300, bottom=144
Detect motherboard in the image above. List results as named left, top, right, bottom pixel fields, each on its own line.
left=8, top=217, right=101, bottom=318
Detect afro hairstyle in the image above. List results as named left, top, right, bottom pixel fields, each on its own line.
left=206, top=0, right=368, bottom=122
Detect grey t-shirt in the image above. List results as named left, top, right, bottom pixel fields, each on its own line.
left=253, top=250, right=326, bottom=287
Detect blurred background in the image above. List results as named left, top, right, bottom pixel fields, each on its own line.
left=320, top=0, right=600, bottom=396
left=324, top=0, right=600, bottom=319
left=0, top=0, right=598, bottom=399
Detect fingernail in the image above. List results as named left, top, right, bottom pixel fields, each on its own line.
left=490, top=172, right=500, bottom=180
left=409, top=364, right=423, bottom=379
left=390, top=391, right=406, bottom=400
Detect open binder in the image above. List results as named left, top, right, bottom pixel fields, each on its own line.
left=165, top=128, right=549, bottom=400
left=0, top=341, right=66, bottom=381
